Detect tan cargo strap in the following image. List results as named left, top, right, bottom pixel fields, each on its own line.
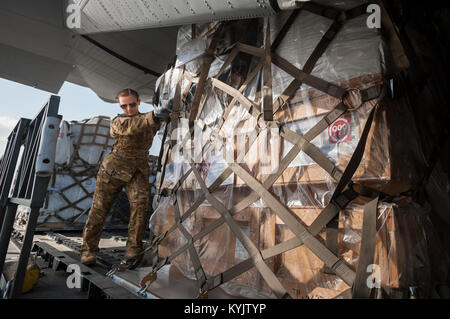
left=202, top=183, right=384, bottom=294
left=334, top=288, right=353, bottom=299
left=211, top=78, right=260, bottom=118
left=195, top=46, right=238, bottom=121
left=152, top=83, right=382, bottom=296
left=189, top=24, right=223, bottom=125
left=352, top=196, right=379, bottom=299
left=194, top=20, right=259, bottom=122
left=157, top=145, right=171, bottom=195
left=173, top=197, right=208, bottom=298
left=152, top=84, right=381, bottom=298
left=148, top=3, right=384, bottom=298
left=271, top=9, right=301, bottom=53
left=190, top=162, right=292, bottom=299
left=322, top=104, right=379, bottom=272
left=157, top=66, right=185, bottom=192
left=169, top=66, right=186, bottom=137
left=280, top=126, right=344, bottom=181
left=263, top=19, right=274, bottom=121
left=229, top=162, right=356, bottom=286
left=272, top=3, right=367, bottom=113
left=158, top=118, right=195, bottom=196
left=157, top=122, right=169, bottom=173
left=229, top=85, right=382, bottom=218
left=217, top=59, right=264, bottom=131
left=189, top=88, right=382, bottom=294
left=317, top=84, right=385, bottom=253
left=272, top=54, right=347, bottom=99
left=162, top=66, right=174, bottom=100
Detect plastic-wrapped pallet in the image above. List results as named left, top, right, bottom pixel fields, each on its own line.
left=151, top=195, right=446, bottom=298
left=157, top=9, right=423, bottom=204
left=147, top=0, right=445, bottom=299
left=27, top=116, right=129, bottom=229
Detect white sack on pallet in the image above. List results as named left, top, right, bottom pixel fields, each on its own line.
left=268, top=7, right=391, bottom=100
left=67, top=116, right=113, bottom=166
left=29, top=117, right=117, bottom=228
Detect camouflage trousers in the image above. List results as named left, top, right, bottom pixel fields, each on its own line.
left=81, top=167, right=150, bottom=258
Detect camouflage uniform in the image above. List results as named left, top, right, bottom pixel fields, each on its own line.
left=82, top=111, right=160, bottom=258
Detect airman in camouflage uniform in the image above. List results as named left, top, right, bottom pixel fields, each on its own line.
left=81, top=89, right=162, bottom=266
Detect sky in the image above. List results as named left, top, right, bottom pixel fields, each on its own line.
left=0, top=77, right=162, bottom=156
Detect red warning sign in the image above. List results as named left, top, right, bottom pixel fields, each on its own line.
left=328, top=116, right=352, bottom=144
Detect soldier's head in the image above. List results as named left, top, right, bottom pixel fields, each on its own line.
left=116, top=88, right=140, bottom=116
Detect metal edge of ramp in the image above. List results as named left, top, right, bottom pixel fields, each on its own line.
left=33, top=241, right=141, bottom=299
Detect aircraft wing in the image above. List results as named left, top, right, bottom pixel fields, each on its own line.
left=0, top=0, right=180, bottom=102
left=0, top=0, right=284, bottom=103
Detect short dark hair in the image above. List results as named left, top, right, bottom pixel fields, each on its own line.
left=116, top=88, right=140, bottom=100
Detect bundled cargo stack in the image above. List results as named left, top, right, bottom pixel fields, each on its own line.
left=16, top=116, right=130, bottom=230
left=147, top=0, right=448, bottom=299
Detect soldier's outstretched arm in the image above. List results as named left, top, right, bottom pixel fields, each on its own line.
left=111, top=111, right=160, bottom=137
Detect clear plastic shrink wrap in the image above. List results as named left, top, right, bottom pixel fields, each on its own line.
left=148, top=0, right=446, bottom=299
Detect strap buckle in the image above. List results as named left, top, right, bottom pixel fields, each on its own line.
left=105, top=259, right=131, bottom=278
left=332, top=188, right=357, bottom=210
left=105, top=267, right=117, bottom=278
left=140, top=270, right=157, bottom=290
left=342, top=88, right=363, bottom=111
left=197, top=282, right=209, bottom=299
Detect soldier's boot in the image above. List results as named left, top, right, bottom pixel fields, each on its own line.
left=81, top=251, right=97, bottom=265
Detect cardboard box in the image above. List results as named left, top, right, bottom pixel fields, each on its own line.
left=151, top=195, right=425, bottom=299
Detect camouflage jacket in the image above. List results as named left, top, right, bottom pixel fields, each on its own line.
left=100, top=111, right=161, bottom=182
